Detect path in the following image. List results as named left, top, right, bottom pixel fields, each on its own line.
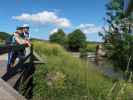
left=0, top=54, right=8, bottom=77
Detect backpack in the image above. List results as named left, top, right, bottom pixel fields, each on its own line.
left=5, top=33, right=17, bottom=45
left=5, top=34, right=14, bottom=45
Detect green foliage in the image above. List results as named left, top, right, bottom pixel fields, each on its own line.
left=0, top=32, right=10, bottom=43
left=0, top=32, right=10, bottom=40
left=49, top=29, right=66, bottom=46
left=49, top=29, right=87, bottom=52
left=101, top=0, right=133, bottom=71
left=107, top=80, right=133, bottom=100
left=32, top=41, right=113, bottom=100
left=67, top=29, right=87, bottom=51
left=86, top=43, right=97, bottom=52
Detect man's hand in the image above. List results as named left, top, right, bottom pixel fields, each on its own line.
left=25, top=40, right=31, bottom=47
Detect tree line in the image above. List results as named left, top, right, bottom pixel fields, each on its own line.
left=49, top=29, right=87, bottom=52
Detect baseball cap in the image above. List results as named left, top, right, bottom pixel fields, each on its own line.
left=23, top=24, right=29, bottom=29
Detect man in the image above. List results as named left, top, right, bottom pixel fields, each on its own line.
left=8, top=26, right=30, bottom=69
left=7, top=27, right=24, bottom=69
left=22, top=24, right=31, bottom=47
left=23, top=24, right=30, bottom=38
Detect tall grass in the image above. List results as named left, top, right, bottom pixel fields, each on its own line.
left=32, top=40, right=113, bottom=100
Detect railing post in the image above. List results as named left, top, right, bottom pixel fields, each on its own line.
left=30, top=43, right=34, bottom=64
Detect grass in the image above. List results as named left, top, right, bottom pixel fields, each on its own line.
left=31, top=40, right=133, bottom=100
left=32, top=40, right=113, bottom=100
left=86, top=42, right=98, bottom=52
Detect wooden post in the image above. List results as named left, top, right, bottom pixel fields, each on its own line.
left=30, top=44, right=34, bottom=64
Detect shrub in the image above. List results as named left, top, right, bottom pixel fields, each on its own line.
left=49, top=29, right=66, bottom=46
left=67, top=29, right=87, bottom=52
left=100, top=0, right=133, bottom=71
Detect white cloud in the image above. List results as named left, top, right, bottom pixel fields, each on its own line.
left=12, top=11, right=71, bottom=28
left=77, top=24, right=102, bottom=34
left=49, top=28, right=58, bottom=34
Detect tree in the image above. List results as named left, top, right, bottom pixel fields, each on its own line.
left=67, top=29, right=86, bottom=52
left=49, top=29, right=66, bottom=46
left=0, top=32, right=10, bottom=40
left=0, top=32, right=11, bottom=43
left=101, top=0, right=133, bottom=71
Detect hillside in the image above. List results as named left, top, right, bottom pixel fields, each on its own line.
left=31, top=40, right=133, bottom=100
left=32, top=40, right=112, bottom=100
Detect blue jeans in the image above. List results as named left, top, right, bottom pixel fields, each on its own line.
left=7, top=49, right=25, bottom=69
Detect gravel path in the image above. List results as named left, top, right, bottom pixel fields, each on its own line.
left=0, top=54, right=8, bottom=77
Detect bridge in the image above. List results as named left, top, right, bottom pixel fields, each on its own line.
left=0, top=43, right=45, bottom=100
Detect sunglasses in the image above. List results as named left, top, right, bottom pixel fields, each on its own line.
left=24, top=27, right=29, bottom=29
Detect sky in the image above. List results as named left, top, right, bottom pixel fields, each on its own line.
left=0, top=0, right=108, bottom=41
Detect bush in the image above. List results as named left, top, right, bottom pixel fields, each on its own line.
left=49, top=29, right=66, bottom=46
left=67, top=29, right=87, bottom=52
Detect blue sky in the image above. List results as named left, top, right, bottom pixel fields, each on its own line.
left=0, top=0, right=108, bottom=41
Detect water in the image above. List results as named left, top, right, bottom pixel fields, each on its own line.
left=88, top=58, right=124, bottom=80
